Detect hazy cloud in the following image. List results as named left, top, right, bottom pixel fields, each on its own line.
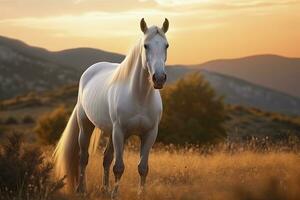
left=146, top=0, right=300, bottom=9
left=1, top=0, right=297, bottom=20
left=0, top=0, right=156, bottom=19
left=0, top=9, right=188, bottom=38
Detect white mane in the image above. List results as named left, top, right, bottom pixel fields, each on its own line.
left=109, top=39, right=142, bottom=84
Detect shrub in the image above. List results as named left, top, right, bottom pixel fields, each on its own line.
left=159, top=73, right=227, bottom=145
left=5, top=116, right=18, bottom=125
left=0, top=126, right=7, bottom=137
left=22, top=115, right=35, bottom=124
left=34, top=106, right=69, bottom=145
left=0, top=133, right=65, bottom=199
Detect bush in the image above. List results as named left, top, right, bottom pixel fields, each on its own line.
left=34, top=106, right=69, bottom=145
left=5, top=116, right=18, bottom=125
left=0, top=126, right=7, bottom=137
left=159, top=73, right=227, bottom=145
left=22, top=115, right=35, bottom=124
left=0, top=133, right=65, bottom=199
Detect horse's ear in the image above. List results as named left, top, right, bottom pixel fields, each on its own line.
left=161, top=18, right=169, bottom=33
left=140, top=18, right=148, bottom=34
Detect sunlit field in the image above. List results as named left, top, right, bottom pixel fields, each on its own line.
left=43, top=142, right=300, bottom=200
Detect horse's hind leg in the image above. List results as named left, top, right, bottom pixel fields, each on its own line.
left=138, top=127, right=158, bottom=197
left=76, top=106, right=95, bottom=194
left=100, top=135, right=114, bottom=195
left=111, top=123, right=125, bottom=200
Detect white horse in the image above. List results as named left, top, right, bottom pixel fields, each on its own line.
left=53, top=18, right=169, bottom=199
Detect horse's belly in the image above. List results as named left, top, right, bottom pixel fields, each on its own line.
left=83, top=100, right=112, bottom=131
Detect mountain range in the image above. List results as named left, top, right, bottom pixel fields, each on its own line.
left=192, top=55, right=300, bottom=98
left=0, top=35, right=299, bottom=115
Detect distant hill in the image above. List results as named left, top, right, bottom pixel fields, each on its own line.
left=0, top=39, right=78, bottom=99
left=192, top=55, right=300, bottom=98
left=201, top=70, right=300, bottom=115
left=0, top=36, right=124, bottom=71
left=50, top=48, right=124, bottom=71
left=1, top=35, right=300, bottom=115
left=0, top=35, right=124, bottom=99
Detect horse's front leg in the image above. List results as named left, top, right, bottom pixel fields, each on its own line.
left=111, top=123, right=125, bottom=200
left=138, top=126, right=158, bottom=198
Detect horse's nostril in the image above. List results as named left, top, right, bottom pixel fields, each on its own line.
left=163, top=73, right=167, bottom=81
left=152, top=73, right=167, bottom=84
left=152, top=74, right=156, bottom=82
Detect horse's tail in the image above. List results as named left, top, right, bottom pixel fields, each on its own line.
left=53, top=105, right=79, bottom=192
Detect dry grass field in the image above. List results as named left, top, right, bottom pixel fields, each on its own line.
left=48, top=145, right=300, bottom=200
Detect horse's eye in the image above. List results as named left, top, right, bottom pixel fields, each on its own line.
left=166, top=44, right=169, bottom=49
left=144, top=44, right=149, bottom=49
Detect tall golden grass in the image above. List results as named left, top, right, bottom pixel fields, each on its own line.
left=57, top=145, right=300, bottom=200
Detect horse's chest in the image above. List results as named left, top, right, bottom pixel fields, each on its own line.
left=125, top=113, right=153, bottom=132
left=109, top=87, right=162, bottom=133
left=118, top=103, right=160, bottom=133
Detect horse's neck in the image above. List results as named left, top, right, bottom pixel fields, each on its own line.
left=128, top=54, right=153, bottom=102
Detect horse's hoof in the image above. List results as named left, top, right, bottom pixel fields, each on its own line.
left=76, top=185, right=87, bottom=197
left=100, top=186, right=110, bottom=196
left=111, top=188, right=119, bottom=200
left=137, top=187, right=146, bottom=200
left=75, top=191, right=87, bottom=199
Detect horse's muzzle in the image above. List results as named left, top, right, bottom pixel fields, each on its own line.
left=152, top=72, right=167, bottom=89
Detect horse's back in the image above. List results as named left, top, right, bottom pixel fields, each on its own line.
left=79, top=62, right=119, bottom=89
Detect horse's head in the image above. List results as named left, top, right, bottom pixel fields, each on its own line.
left=140, top=18, right=169, bottom=89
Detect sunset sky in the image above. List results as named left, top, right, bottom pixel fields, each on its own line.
left=0, top=0, right=299, bottom=64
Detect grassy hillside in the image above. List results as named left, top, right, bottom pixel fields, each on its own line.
left=226, top=105, right=300, bottom=140
left=0, top=43, right=79, bottom=99
left=201, top=70, right=300, bottom=115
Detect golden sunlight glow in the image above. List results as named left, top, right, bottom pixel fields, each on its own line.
left=0, top=0, right=299, bottom=64
left=151, top=0, right=211, bottom=5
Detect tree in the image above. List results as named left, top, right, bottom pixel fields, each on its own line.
left=158, top=73, right=227, bottom=144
